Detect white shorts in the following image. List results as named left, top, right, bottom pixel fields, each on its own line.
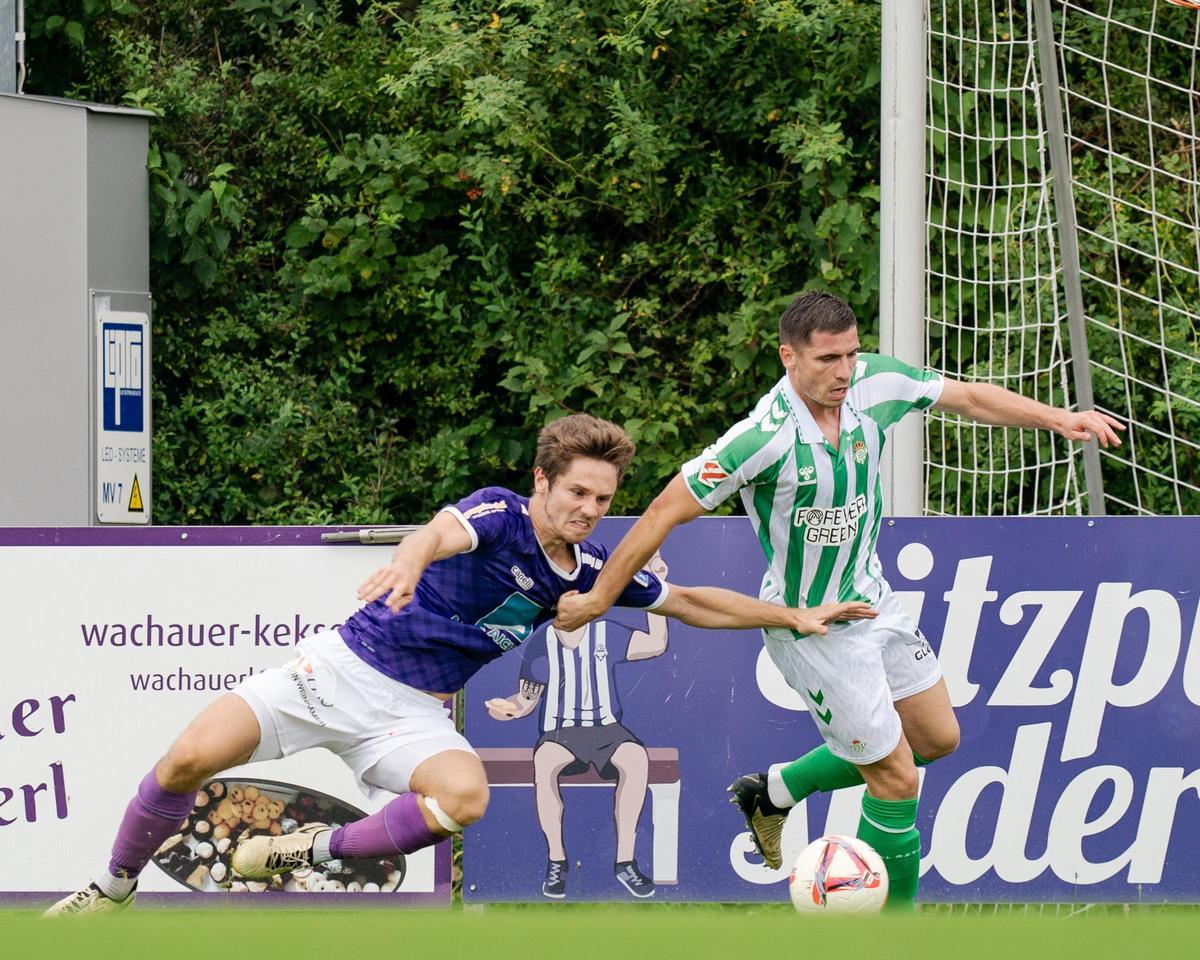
left=762, top=590, right=941, bottom=765
left=234, top=628, right=475, bottom=799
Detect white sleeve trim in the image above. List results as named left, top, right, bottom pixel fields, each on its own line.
left=926, top=371, right=946, bottom=407
left=439, top=506, right=479, bottom=552
left=644, top=579, right=670, bottom=611
left=678, top=469, right=710, bottom=508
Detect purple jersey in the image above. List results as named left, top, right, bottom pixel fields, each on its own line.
left=338, top=487, right=668, bottom=693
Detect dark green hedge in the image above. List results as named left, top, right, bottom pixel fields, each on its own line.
left=24, top=0, right=883, bottom=523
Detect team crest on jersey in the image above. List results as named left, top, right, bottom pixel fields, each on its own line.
left=852, top=441, right=867, bottom=465
left=697, top=459, right=728, bottom=487
left=798, top=465, right=816, bottom=486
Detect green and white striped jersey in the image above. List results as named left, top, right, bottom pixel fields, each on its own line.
left=680, top=353, right=943, bottom=614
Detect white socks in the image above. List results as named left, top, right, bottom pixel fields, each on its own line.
left=767, top=763, right=797, bottom=809
left=96, top=871, right=137, bottom=902
left=311, top=828, right=334, bottom=865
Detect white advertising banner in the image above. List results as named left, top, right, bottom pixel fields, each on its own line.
left=0, top=528, right=450, bottom=905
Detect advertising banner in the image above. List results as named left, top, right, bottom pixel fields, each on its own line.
left=0, top=528, right=450, bottom=906
left=463, top=517, right=1200, bottom=903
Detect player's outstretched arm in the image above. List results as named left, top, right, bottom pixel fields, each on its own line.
left=356, top=510, right=474, bottom=613
left=935, top=378, right=1125, bottom=447
left=485, top=680, right=545, bottom=721
left=655, top=585, right=876, bottom=634
left=554, top=475, right=705, bottom=630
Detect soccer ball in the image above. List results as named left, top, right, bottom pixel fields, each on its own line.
left=788, top=835, right=888, bottom=914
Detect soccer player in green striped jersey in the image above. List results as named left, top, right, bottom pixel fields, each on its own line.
left=556, top=291, right=1124, bottom=909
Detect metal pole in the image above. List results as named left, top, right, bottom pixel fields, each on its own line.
left=879, top=0, right=928, bottom=516
left=320, top=526, right=422, bottom=544
left=1, top=0, right=15, bottom=94
left=1032, top=0, right=1106, bottom=516
left=15, top=0, right=23, bottom=93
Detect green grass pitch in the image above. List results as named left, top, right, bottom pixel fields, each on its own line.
left=4, top=904, right=1199, bottom=960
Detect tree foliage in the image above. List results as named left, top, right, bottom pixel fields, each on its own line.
left=23, top=0, right=883, bottom=523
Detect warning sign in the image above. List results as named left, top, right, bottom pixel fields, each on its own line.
left=128, top=474, right=144, bottom=512
left=96, top=308, right=151, bottom=524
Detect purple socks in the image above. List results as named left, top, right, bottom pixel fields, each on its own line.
left=106, top=775, right=445, bottom=881
left=329, top=792, right=446, bottom=859
left=107, top=769, right=197, bottom=879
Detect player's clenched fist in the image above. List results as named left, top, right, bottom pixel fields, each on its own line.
left=553, top=589, right=600, bottom=631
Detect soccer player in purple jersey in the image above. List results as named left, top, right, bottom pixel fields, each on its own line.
left=46, top=414, right=875, bottom=916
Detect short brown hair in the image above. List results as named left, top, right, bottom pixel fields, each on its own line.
left=534, top=414, right=636, bottom=484
left=778, top=291, right=858, bottom=347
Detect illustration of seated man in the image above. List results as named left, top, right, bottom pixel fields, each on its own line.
left=486, top=553, right=670, bottom=900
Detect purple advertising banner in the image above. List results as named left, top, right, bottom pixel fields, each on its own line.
left=462, top=516, right=1200, bottom=903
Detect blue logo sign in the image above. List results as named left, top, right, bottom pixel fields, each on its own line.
left=101, top=322, right=144, bottom=432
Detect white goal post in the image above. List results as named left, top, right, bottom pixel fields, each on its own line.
left=885, top=0, right=1200, bottom=516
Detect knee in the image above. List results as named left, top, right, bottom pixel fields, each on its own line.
left=866, top=756, right=919, bottom=801
left=533, top=745, right=569, bottom=778
left=157, top=741, right=215, bottom=793
left=430, top=782, right=490, bottom=827
left=919, top=720, right=961, bottom=762
left=611, top=743, right=648, bottom=777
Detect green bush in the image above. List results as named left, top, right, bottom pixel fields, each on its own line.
left=26, top=0, right=882, bottom=523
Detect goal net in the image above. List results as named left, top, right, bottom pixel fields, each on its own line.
left=923, top=0, right=1200, bottom=515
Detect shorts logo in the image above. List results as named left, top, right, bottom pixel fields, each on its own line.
left=807, top=688, right=833, bottom=725
left=908, top=634, right=934, bottom=660
left=852, top=441, right=867, bottom=465
left=906, top=627, right=934, bottom=660
left=285, top=656, right=333, bottom=720
left=510, top=565, right=534, bottom=590
left=798, top=465, right=816, bottom=486
left=697, top=460, right=728, bottom=487
left=851, top=739, right=866, bottom=755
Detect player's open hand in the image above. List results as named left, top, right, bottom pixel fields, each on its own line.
left=485, top=680, right=543, bottom=721
left=553, top=590, right=603, bottom=631
left=356, top=562, right=419, bottom=613
left=485, top=697, right=521, bottom=721
left=788, top=601, right=877, bottom=637
left=1057, top=410, right=1125, bottom=448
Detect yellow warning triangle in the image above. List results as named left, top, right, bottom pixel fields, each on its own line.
left=129, top=474, right=144, bottom=512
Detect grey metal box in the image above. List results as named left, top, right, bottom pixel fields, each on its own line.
left=0, top=94, right=152, bottom=524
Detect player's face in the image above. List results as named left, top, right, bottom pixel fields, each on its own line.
left=780, top=327, right=861, bottom=410
left=534, top=458, right=620, bottom=543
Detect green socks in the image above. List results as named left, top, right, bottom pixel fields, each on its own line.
left=775, top=744, right=931, bottom=804
left=770, top=746, right=926, bottom=908
left=857, top=794, right=920, bottom=910
left=779, top=745, right=865, bottom=800
left=771, top=747, right=925, bottom=909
